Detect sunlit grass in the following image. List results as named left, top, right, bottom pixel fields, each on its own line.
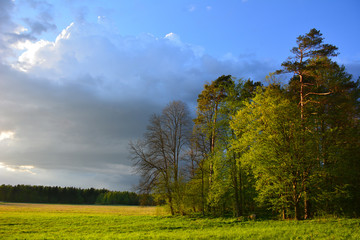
left=0, top=203, right=359, bottom=239
left=0, top=202, right=166, bottom=216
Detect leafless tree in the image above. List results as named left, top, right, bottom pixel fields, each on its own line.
left=129, top=101, right=192, bottom=215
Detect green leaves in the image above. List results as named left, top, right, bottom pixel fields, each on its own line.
left=231, top=85, right=313, bottom=218
left=281, top=28, right=338, bottom=77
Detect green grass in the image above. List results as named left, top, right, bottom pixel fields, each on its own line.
left=0, top=203, right=359, bottom=239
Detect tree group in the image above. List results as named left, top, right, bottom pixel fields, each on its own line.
left=0, top=184, right=145, bottom=205
left=131, top=29, right=360, bottom=219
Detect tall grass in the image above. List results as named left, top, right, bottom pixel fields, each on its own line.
left=0, top=203, right=359, bottom=239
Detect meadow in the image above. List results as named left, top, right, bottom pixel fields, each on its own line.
left=0, top=202, right=359, bottom=239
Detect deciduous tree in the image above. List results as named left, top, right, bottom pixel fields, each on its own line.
left=130, top=101, right=191, bottom=215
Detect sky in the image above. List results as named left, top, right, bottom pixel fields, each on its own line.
left=0, top=0, right=359, bottom=191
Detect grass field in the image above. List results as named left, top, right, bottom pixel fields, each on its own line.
left=0, top=202, right=359, bottom=239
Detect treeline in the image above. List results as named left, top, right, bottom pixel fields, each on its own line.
left=96, top=191, right=141, bottom=205
left=130, top=29, right=360, bottom=219
left=0, top=184, right=150, bottom=205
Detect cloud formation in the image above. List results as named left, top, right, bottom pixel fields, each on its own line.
left=12, top=21, right=274, bottom=101
left=0, top=0, right=276, bottom=190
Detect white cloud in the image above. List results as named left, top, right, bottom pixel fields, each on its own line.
left=13, top=39, right=54, bottom=72
left=0, top=162, right=36, bottom=175
left=11, top=22, right=74, bottom=72
left=164, top=32, right=182, bottom=45
left=97, top=16, right=106, bottom=23
left=10, top=20, right=272, bottom=93
left=55, top=22, right=74, bottom=43
left=13, top=26, right=28, bottom=34
left=188, top=5, right=196, bottom=12
left=0, top=131, right=15, bottom=141
left=9, top=22, right=212, bottom=103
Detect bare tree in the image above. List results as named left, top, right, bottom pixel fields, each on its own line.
left=129, top=101, right=192, bottom=215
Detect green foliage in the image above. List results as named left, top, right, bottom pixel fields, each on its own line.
left=231, top=86, right=306, bottom=218
left=0, top=184, right=141, bottom=205
left=189, top=76, right=262, bottom=217
left=278, top=28, right=338, bottom=76
left=206, top=151, right=231, bottom=211
left=95, top=191, right=140, bottom=205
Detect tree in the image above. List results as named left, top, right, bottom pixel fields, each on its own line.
left=192, top=75, right=236, bottom=215
left=190, top=76, right=261, bottom=217
left=231, top=85, right=308, bottom=219
left=185, top=126, right=210, bottom=215
left=225, top=79, right=262, bottom=217
left=304, top=63, right=360, bottom=216
left=129, top=101, right=192, bottom=215
left=193, top=75, right=234, bottom=202
left=277, top=28, right=339, bottom=219
left=277, top=28, right=338, bottom=123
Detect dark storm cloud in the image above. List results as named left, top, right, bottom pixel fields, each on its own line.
left=0, top=63, right=159, bottom=190
left=0, top=63, right=159, bottom=164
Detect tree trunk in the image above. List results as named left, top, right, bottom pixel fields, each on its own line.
left=209, top=134, right=215, bottom=186
left=209, top=107, right=218, bottom=187
left=300, top=74, right=304, bottom=121
left=304, top=189, right=309, bottom=219
left=168, top=193, right=174, bottom=215
left=299, top=73, right=310, bottom=219
left=294, top=201, right=299, bottom=220
left=293, top=181, right=299, bottom=220
left=201, top=168, right=205, bottom=216
left=165, top=171, right=174, bottom=215
left=233, top=171, right=241, bottom=217
left=233, top=152, right=242, bottom=217
left=282, top=208, right=286, bottom=220
left=239, top=169, right=244, bottom=215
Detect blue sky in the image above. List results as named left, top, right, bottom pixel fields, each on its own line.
left=0, top=0, right=359, bottom=191
left=11, top=0, right=360, bottom=66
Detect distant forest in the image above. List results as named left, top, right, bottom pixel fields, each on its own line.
left=0, top=184, right=153, bottom=205
left=130, top=29, right=360, bottom=219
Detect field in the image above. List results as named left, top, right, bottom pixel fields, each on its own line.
left=0, top=203, right=359, bottom=239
